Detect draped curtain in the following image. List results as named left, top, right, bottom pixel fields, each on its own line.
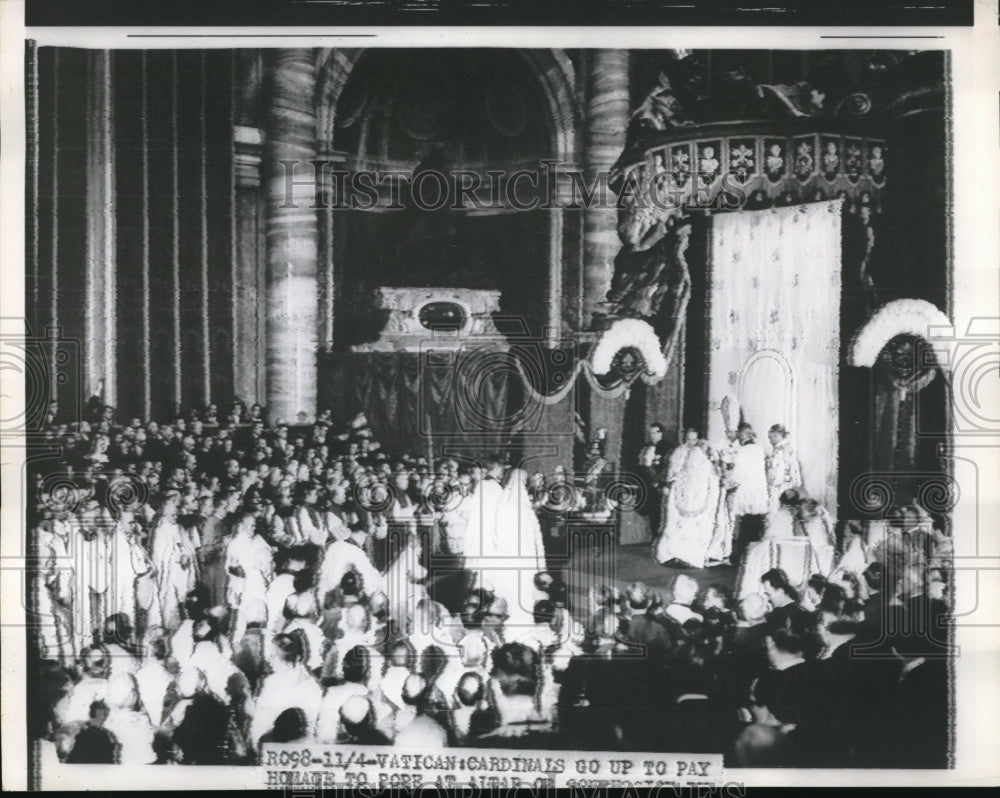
left=707, top=201, right=843, bottom=509
left=318, top=351, right=510, bottom=459
left=319, top=346, right=649, bottom=466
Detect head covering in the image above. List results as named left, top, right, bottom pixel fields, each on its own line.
left=340, top=695, right=371, bottom=726
left=720, top=395, right=741, bottom=435
left=176, top=668, right=203, bottom=699
left=402, top=674, right=427, bottom=705
left=243, top=600, right=267, bottom=626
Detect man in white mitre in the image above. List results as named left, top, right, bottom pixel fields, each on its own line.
left=729, top=423, right=769, bottom=567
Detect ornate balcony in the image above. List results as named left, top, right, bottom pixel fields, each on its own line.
left=611, top=120, right=887, bottom=214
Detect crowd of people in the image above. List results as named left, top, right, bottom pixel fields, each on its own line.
left=28, top=398, right=952, bottom=768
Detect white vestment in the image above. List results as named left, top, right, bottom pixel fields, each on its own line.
left=79, top=527, right=112, bottom=641
left=104, top=708, right=156, bottom=765
left=110, top=520, right=154, bottom=628
left=151, top=517, right=198, bottom=631
left=731, top=442, right=769, bottom=517
left=318, top=539, right=383, bottom=600
left=225, top=530, right=274, bottom=641
left=316, top=681, right=369, bottom=743
left=37, top=520, right=76, bottom=662
left=383, top=533, right=427, bottom=636
left=766, top=441, right=803, bottom=509
left=479, top=471, right=547, bottom=630
left=654, top=444, right=721, bottom=568
left=461, top=478, right=503, bottom=559
left=736, top=508, right=807, bottom=598
left=250, top=665, right=322, bottom=746
left=802, top=509, right=836, bottom=576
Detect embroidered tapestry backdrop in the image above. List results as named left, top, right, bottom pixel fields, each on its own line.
left=706, top=201, right=843, bottom=510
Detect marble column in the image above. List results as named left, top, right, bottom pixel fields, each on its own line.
left=582, top=50, right=630, bottom=328
left=233, top=124, right=265, bottom=406
left=84, top=50, right=116, bottom=406
left=264, top=49, right=319, bottom=424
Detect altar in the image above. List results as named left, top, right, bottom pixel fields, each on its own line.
left=318, top=286, right=516, bottom=459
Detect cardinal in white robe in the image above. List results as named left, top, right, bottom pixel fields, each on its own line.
left=110, top=508, right=159, bottom=635
left=37, top=512, right=77, bottom=665
left=225, top=512, right=274, bottom=642
left=479, top=468, right=547, bottom=631
left=461, top=467, right=504, bottom=560
left=150, top=493, right=198, bottom=632
left=78, top=502, right=113, bottom=645
left=318, top=531, right=383, bottom=601
left=736, top=489, right=809, bottom=599
left=654, top=431, right=721, bottom=569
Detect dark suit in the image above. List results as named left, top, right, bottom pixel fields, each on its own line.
left=792, top=645, right=862, bottom=767
left=718, top=624, right=769, bottom=708
left=881, top=657, right=949, bottom=768
left=753, top=661, right=819, bottom=728
left=765, top=602, right=814, bottom=636
left=658, top=696, right=740, bottom=754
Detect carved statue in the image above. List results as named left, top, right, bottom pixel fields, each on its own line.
left=843, top=198, right=879, bottom=316
left=872, top=334, right=945, bottom=504
left=629, top=72, right=692, bottom=137
left=617, top=204, right=670, bottom=253
left=757, top=81, right=826, bottom=117
left=603, top=222, right=693, bottom=367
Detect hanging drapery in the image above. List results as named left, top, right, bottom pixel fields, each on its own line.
left=512, top=351, right=666, bottom=408
left=707, top=200, right=843, bottom=510
left=317, top=343, right=665, bottom=461
left=318, top=351, right=509, bottom=458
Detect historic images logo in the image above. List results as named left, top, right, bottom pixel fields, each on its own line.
left=275, top=160, right=748, bottom=213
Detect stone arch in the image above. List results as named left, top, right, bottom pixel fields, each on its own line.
left=737, top=349, right=796, bottom=436
left=311, top=48, right=581, bottom=351
left=314, top=48, right=578, bottom=162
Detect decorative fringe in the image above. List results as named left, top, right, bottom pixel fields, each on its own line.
left=850, top=299, right=952, bottom=370
left=590, top=318, right=668, bottom=379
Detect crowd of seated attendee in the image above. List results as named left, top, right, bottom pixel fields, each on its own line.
left=28, top=398, right=952, bottom=767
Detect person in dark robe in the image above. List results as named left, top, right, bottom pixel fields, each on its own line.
left=198, top=491, right=237, bottom=608
left=259, top=707, right=310, bottom=746
left=638, top=423, right=670, bottom=532
left=172, top=690, right=233, bottom=765
left=65, top=700, right=119, bottom=764
left=761, top=568, right=814, bottom=639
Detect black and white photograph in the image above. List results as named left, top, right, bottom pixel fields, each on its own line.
left=1, top=2, right=998, bottom=792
